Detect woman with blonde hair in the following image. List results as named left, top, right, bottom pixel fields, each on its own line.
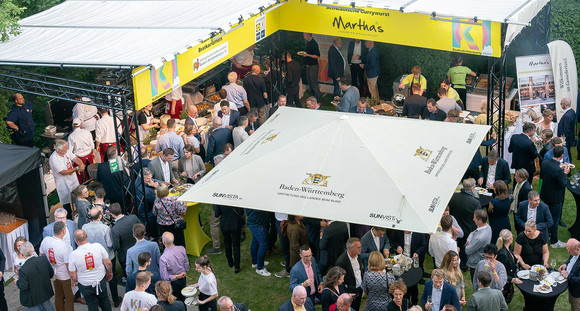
left=496, top=229, right=521, bottom=304
left=361, top=251, right=394, bottom=310
left=514, top=219, right=549, bottom=269
left=387, top=280, right=411, bottom=311
left=155, top=280, right=186, bottom=311
left=440, top=251, right=466, bottom=307
left=536, top=109, right=557, bottom=136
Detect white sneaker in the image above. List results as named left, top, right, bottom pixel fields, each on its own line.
left=251, top=261, right=269, bottom=268
left=256, top=268, right=271, bottom=276
left=551, top=240, right=566, bottom=248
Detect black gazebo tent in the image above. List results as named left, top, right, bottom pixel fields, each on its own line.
left=0, top=143, right=48, bottom=247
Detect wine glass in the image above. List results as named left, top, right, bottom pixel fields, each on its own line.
left=550, top=259, right=557, bottom=269
left=427, top=295, right=432, bottom=307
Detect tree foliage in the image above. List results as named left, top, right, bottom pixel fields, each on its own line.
left=0, top=0, right=25, bottom=42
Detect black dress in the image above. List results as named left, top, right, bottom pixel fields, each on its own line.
left=497, top=246, right=517, bottom=303
left=386, top=298, right=411, bottom=311
left=516, top=231, right=546, bottom=266
left=489, top=197, right=513, bottom=243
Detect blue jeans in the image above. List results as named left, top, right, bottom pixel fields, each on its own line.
left=27, top=300, right=54, bottom=311
left=248, top=224, right=268, bottom=270
left=549, top=202, right=563, bottom=244
left=276, top=220, right=291, bottom=272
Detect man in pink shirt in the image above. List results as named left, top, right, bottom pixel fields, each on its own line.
left=289, top=245, right=324, bottom=305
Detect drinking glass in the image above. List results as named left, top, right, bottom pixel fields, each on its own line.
left=413, top=258, right=419, bottom=268
left=550, top=259, right=557, bottom=269
left=427, top=295, right=432, bottom=304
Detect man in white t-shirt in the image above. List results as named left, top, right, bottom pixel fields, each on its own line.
left=120, top=271, right=157, bottom=311
left=95, top=108, right=118, bottom=162
left=49, top=139, right=84, bottom=217
left=68, top=229, right=113, bottom=311
left=72, top=98, right=98, bottom=136
left=429, top=215, right=459, bottom=268
left=40, top=221, right=74, bottom=311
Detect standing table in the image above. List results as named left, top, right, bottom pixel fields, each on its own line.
left=183, top=202, right=211, bottom=257
left=0, top=218, right=29, bottom=272
left=515, top=276, right=567, bottom=311
left=566, top=177, right=580, bottom=239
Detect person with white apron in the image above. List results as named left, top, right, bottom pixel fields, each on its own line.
left=49, top=140, right=85, bottom=218
left=137, top=103, right=160, bottom=142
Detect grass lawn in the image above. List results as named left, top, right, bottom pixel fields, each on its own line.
left=183, top=96, right=580, bottom=310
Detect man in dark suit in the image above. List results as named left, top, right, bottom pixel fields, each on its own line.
left=478, top=149, right=511, bottom=190
left=360, top=227, right=390, bottom=269
left=289, top=246, right=324, bottom=305
left=206, top=117, right=233, bottom=165
left=244, top=65, right=268, bottom=124
left=349, top=97, right=374, bottom=114
left=97, top=145, right=131, bottom=208
left=421, top=269, right=461, bottom=311
left=362, top=40, right=380, bottom=100
left=448, top=178, right=481, bottom=270
left=285, top=52, right=302, bottom=108
left=336, top=238, right=364, bottom=311
left=302, top=217, right=325, bottom=262
left=319, top=221, right=349, bottom=275
left=111, top=203, right=141, bottom=281
left=16, top=242, right=55, bottom=310
left=278, top=286, right=315, bottom=311
left=508, top=122, right=538, bottom=184
left=269, top=95, right=286, bottom=118
left=559, top=238, right=580, bottom=310
left=347, top=39, right=367, bottom=93
left=421, top=99, right=446, bottom=121
left=515, top=190, right=553, bottom=241
left=557, top=97, right=575, bottom=160
left=147, top=148, right=177, bottom=184
left=391, top=230, right=428, bottom=305
left=246, top=111, right=261, bottom=135
left=402, top=84, right=427, bottom=119
left=218, top=296, right=250, bottom=311
left=328, top=37, right=346, bottom=97
left=541, top=145, right=570, bottom=247
left=217, top=101, right=241, bottom=129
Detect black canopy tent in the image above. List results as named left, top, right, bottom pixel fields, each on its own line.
left=0, top=143, right=48, bottom=247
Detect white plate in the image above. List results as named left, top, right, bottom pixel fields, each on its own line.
left=517, top=270, right=529, bottom=279
left=181, top=286, right=198, bottom=297
left=534, top=284, right=553, bottom=293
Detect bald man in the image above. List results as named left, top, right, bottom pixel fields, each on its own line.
left=336, top=293, right=355, bottom=311
left=243, top=65, right=268, bottom=124
left=559, top=239, right=580, bottom=310
left=278, top=286, right=315, bottom=311
left=218, top=296, right=249, bottom=311
left=160, top=232, right=189, bottom=302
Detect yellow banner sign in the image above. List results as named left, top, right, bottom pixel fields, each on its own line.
left=278, top=0, right=501, bottom=58
left=133, top=0, right=501, bottom=110
left=132, top=6, right=281, bottom=110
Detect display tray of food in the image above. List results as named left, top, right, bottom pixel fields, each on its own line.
left=204, top=92, right=221, bottom=103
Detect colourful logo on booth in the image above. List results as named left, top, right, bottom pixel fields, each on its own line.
left=414, top=146, right=432, bottom=162
left=150, top=55, right=180, bottom=98
left=452, top=19, right=492, bottom=56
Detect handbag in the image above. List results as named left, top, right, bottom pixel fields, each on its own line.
left=161, top=201, right=187, bottom=230
left=280, top=220, right=288, bottom=237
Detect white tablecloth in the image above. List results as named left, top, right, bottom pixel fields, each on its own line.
left=0, top=219, right=28, bottom=272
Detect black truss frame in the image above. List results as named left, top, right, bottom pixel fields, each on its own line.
left=0, top=67, right=147, bottom=216
left=486, top=2, right=551, bottom=157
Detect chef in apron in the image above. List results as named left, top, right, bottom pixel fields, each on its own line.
left=49, top=140, right=85, bottom=218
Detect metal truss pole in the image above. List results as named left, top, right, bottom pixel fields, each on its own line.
left=487, top=52, right=507, bottom=157
left=0, top=67, right=144, bottom=216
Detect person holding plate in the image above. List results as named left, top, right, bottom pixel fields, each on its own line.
left=514, top=219, right=550, bottom=269
left=194, top=256, right=218, bottom=311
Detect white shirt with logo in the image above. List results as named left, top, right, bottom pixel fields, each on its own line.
left=120, top=290, right=157, bottom=311
left=68, top=242, right=109, bottom=286
left=40, top=235, right=73, bottom=280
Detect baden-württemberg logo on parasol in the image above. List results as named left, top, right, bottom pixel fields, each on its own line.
left=261, top=133, right=279, bottom=144
left=414, top=146, right=432, bottom=162
left=303, top=173, right=330, bottom=187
